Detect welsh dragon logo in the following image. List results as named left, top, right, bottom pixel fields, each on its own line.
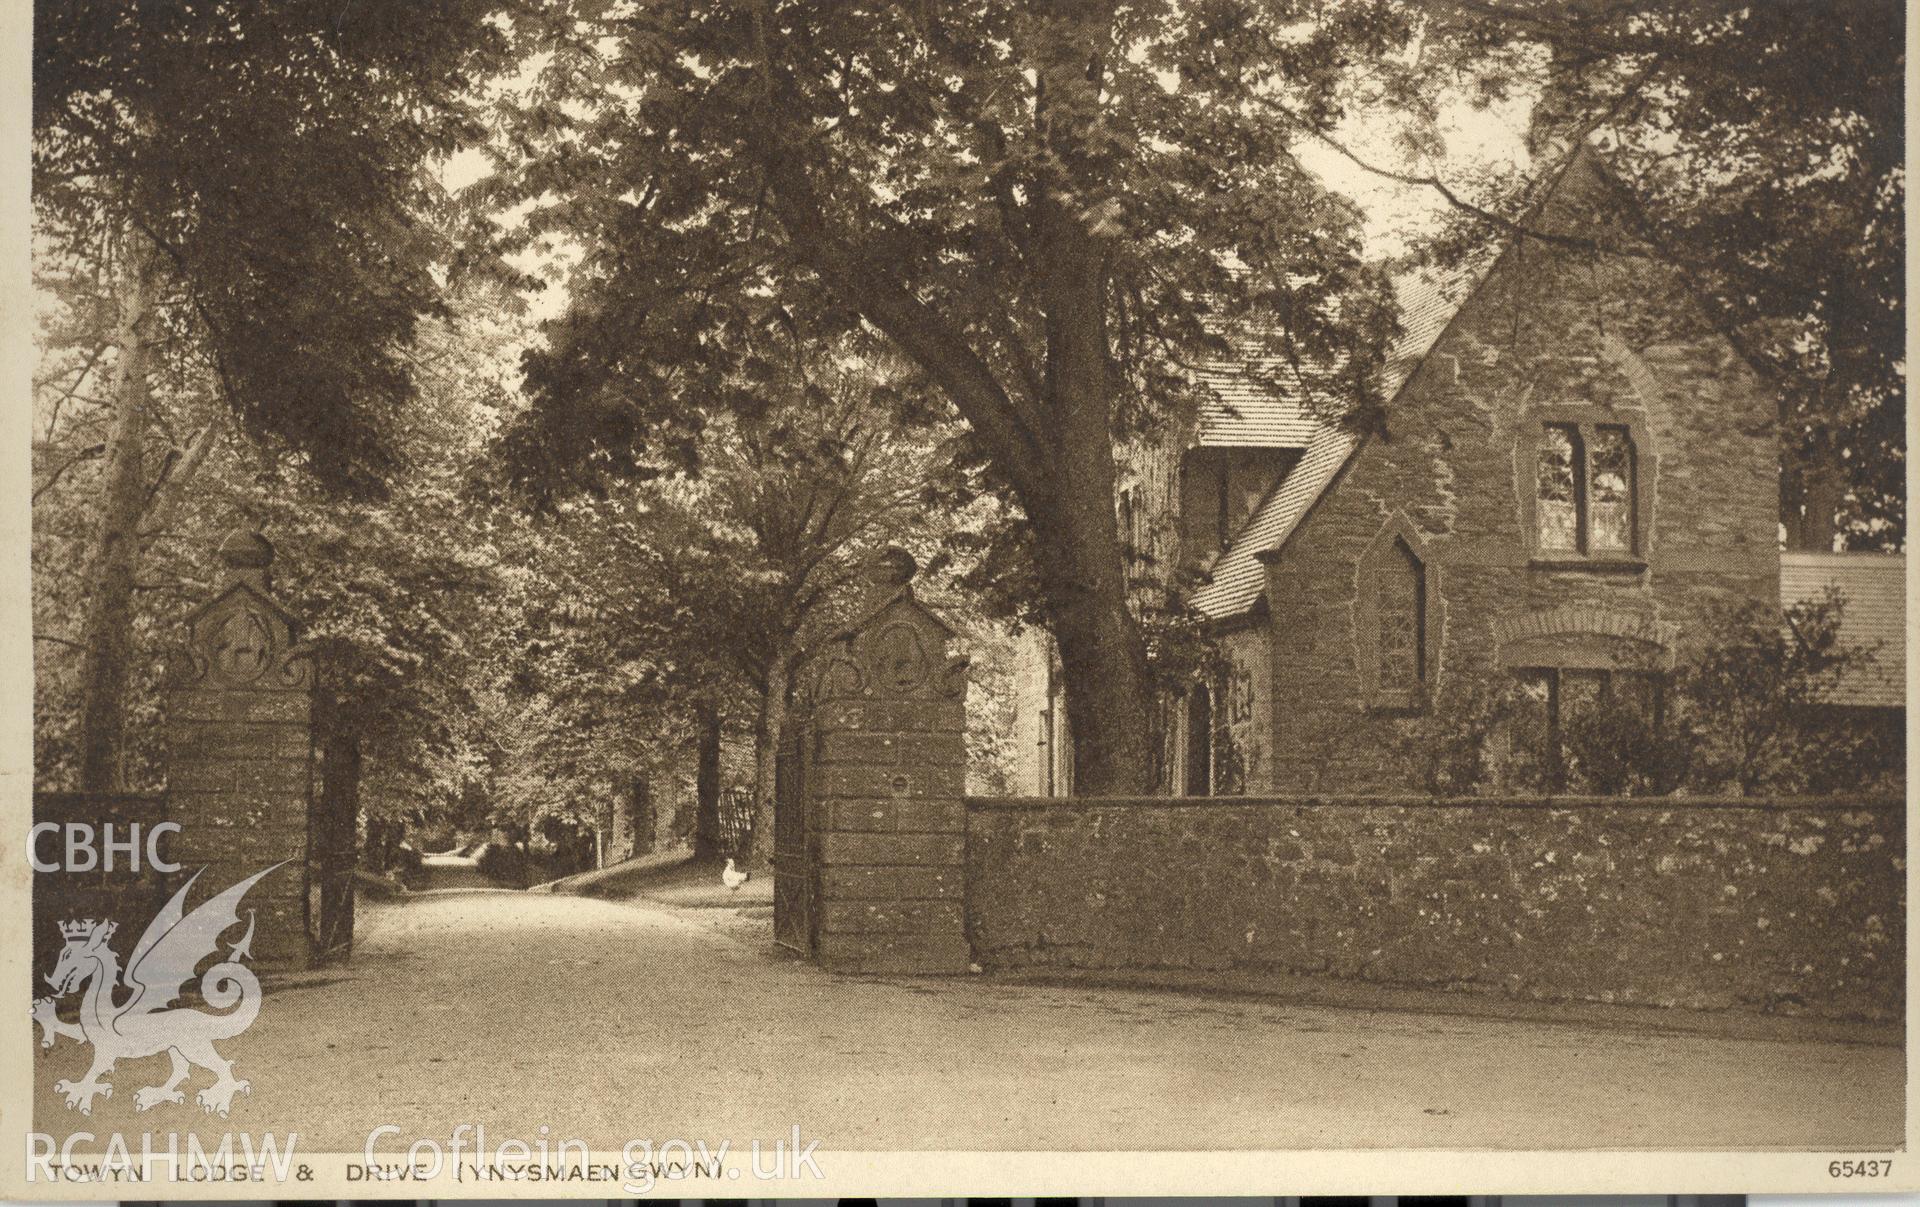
left=33, top=863, right=283, bottom=1117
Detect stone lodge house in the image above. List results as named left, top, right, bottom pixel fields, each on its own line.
left=1012, top=146, right=1891, bottom=796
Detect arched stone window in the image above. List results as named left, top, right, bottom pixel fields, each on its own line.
left=1494, top=606, right=1678, bottom=789
left=1377, top=538, right=1425, bottom=694
left=1519, top=410, right=1654, bottom=566
left=1354, top=515, right=1442, bottom=711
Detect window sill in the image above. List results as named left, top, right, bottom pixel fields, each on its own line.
left=1365, top=689, right=1428, bottom=716
left=1528, top=556, right=1647, bottom=574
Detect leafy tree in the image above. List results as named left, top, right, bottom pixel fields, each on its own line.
left=512, top=349, right=969, bottom=867
left=33, top=237, right=221, bottom=790
left=1367, top=0, right=1904, bottom=548
left=34, top=0, right=517, bottom=789
left=487, top=0, right=1412, bottom=793
left=677, top=369, right=965, bottom=866
left=33, top=261, right=531, bottom=880
left=493, top=0, right=1902, bottom=793
left=1677, top=590, right=1889, bottom=795
left=461, top=498, right=707, bottom=861
left=229, top=295, right=524, bottom=871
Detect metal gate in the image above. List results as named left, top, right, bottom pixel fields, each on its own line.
left=307, top=738, right=356, bottom=961
left=772, top=719, right=813, bottom=953
left=717, top=786, right=756, bottom=857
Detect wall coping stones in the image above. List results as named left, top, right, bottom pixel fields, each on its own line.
left=34, top=790, right=169, bottom=813
left=965, top=794, right=1904, bottom=813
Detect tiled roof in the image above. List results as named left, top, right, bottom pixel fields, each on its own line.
left=1780, top=551, right=1906, bottom=708
left=1190, top=266, right=1487, bottom=618
left=1194, top=355, right=1323, bottom=448
left=1190, top=424, right=1357, bottom=616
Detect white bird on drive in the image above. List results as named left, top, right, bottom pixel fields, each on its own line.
left=721, top=858, right=751, bottom=891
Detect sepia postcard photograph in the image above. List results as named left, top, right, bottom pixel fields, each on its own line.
left=5, top=0, right=1912, bottom=1198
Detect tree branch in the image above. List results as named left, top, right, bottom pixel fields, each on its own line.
left=140, top=416, right=225, bottom=537
left=32, top=442, right=107, bottom=502
left=1310, top=129, right=1822, bottom=305
left=759, top=151, right=1053, bottom=505
left=37, top=340, right=109, bottom=441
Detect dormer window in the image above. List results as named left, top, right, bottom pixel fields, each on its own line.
left=1524, top=413, right=1651, bottom=566
left=1178, top=446, right=1301, bottom=570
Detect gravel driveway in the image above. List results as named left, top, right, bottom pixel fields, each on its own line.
left=32, top=889, right=1904, bottom=1154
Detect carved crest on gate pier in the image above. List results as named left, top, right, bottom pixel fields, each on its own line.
left=183, top=529, right=313, bottom=690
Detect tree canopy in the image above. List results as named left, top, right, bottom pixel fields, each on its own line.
left=485, top=0, right=1901, bottom=790
left=1374, top=0, right=1905, bottom=546
left=35, top=0, right=518, bottom=490
left=489, top=0, right=1417, bottom=791
left=32, top=0, right=1902, bottom=817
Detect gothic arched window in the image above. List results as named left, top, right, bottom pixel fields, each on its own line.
left=1356, top=516, right=1440, bottom=711
left=1377, top=537, right=1425, bottom=694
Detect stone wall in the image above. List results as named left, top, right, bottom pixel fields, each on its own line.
left=31, top=792, right=172, bottom=984
left=965, top=795, right=1904, bottom=1021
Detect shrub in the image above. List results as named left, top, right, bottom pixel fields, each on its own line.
left=1396, top=681, right=1524, bottom=796
left=1676, top=589, right=1886, bottom=794
left=1397, top=588, right=1902, bottom=798
left=1561, top=693, right=1693, bottom=796
left=390, top=842, right=425, bottom=888
left=1794, top=707, right=1905, bottom=794
left=474, top=840, right=527, bottom=885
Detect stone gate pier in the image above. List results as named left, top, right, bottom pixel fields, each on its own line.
left=783, top=549, right=972, bottom=975
left=166, top=529, right=315, bottom=968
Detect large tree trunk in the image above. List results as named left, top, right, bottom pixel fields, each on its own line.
left=629, top=774, right=656, bottom=856
left=692, top=698, right=723, bottom=859
left=1787, top=440, right=1845, bottom=552
left=757, top=2, right=1156, bottom=795
left=75, top=237, right=161, bottom=792
left=318, top=725, right=361, bottom=852
left=1030, top=145, right=1157, bottom=796
left=746, top=651, right=790, bottom=870
left=1028, top=403, right=1157, bottom=797
left=317, top=719, right=362, bottom=932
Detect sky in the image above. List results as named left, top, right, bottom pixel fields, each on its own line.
left=1300, top=89, right=1536, bottom=259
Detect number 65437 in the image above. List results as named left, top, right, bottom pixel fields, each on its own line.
left=1830, top=1158, right=1893, bottom=1178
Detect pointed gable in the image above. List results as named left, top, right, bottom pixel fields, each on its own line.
left=1191, top=264, right=1491, bottom=618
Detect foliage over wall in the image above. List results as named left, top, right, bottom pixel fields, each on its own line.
left=1394, top=590, right=1902, bottom=797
